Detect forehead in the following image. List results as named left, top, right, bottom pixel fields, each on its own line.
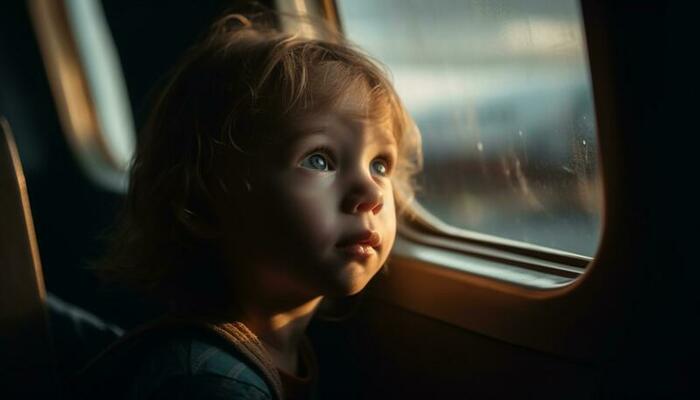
left=287, top=109, right=397, bottom=149
left=287, top=82, right=398, bottom=142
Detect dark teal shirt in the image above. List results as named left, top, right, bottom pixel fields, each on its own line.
left=125, top=336, right=274, bottom=400
left=77, top=323, right=282, bottom=400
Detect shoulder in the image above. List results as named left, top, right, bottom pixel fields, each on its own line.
left=128, top=335, right=273, bottom=399
left=143, top=374, right=273, bottom=400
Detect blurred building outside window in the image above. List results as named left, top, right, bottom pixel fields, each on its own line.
left=337, top=0, right=602, bottom=256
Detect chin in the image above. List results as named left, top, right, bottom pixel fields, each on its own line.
left=324, top=265, right=377, bottom=297
left=318, top=278, right=364, bottom=297
left=339, top=280, right=370, bottom=296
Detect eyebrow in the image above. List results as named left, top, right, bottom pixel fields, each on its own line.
left=281, top=115, right=398, bottom=151
left=270, top=121, right=326, bottom=149
left=272, top=130, right=328, bottom=160
left=369, top=124, right=399, bottom=148
left=373, top=130, right=398, bottom=147
left=282, top=130, right=328, bottom=148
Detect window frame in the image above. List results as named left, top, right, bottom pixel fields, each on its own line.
left=295, top=0, right=615, bottom=360
left=28, top=0, right=134, bottom=193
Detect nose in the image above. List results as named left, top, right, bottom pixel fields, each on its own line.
left=341, top=175, right=384, bottom=215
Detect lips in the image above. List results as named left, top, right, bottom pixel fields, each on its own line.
left=336, top=230, right=382, bottom=248
left=336, top=230, right=382, bottom=259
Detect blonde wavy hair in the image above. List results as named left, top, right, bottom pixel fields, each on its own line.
left=101, top=12, right=422, bottom=308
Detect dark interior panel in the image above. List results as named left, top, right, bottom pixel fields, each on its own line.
left=311, top=299, right=600, bottom=399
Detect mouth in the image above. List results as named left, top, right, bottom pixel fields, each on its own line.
left=336, top=230, right=382, bottom=259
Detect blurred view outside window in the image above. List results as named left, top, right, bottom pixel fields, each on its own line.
left=337, top=0, right=601, bottom=256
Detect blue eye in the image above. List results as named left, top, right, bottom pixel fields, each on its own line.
left=300, top=153, right=333, bottom=172
left=371, top=159, right=389, bottom=176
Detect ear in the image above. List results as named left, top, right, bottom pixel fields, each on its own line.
left=210, top=174, right=254, bottom=225
left=175, top=206, right=220, bottom=239
left=217, top=176, right=253, bottom=195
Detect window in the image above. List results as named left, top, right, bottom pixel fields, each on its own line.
left=337, top=0, right=601, bottom=257
left=29, top=0, right=135, bottom=192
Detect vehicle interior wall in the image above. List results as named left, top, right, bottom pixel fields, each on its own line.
left=347, top=1, right=695, bottom=398
left=309, top=299, right=601, bottom=399
left=1, top=1, right=132, bottom=327
left=314, top=0, right=696, bottom=398
left=1, top=1, right=260, bottom=331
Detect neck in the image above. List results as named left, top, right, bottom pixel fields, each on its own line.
left=241, top=297, right=322, bottom=351
left=227, top=290, right=322, bottom=375
left=221, top=254, right=324, bottom=374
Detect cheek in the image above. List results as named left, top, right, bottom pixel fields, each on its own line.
left=379, top=191, right=398, bottom=260
left=266, top=174, right=340, bottom=252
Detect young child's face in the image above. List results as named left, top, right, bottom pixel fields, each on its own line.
left=225, top=98, right=398, bottom=299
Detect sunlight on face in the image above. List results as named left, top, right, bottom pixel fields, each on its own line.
left=225, top=105, right=398, bottom=299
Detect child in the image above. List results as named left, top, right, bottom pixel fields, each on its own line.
left=81, top=12, right=421, bottom=400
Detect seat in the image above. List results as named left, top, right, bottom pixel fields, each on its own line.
left=0, top=116, right=56, bottom=395
left=0, top=117, right=124, bottom=398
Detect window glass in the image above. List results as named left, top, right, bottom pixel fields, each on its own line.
left=337, top=0, right=601, bottom=256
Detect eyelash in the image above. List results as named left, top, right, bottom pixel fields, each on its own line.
left=300, top=146, right=336, bottom=172
left=372, top=155, right=394, bottom=177
left=299, top=147, right=395, bottom=176
left=308, top=146, right=334, bottom=161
